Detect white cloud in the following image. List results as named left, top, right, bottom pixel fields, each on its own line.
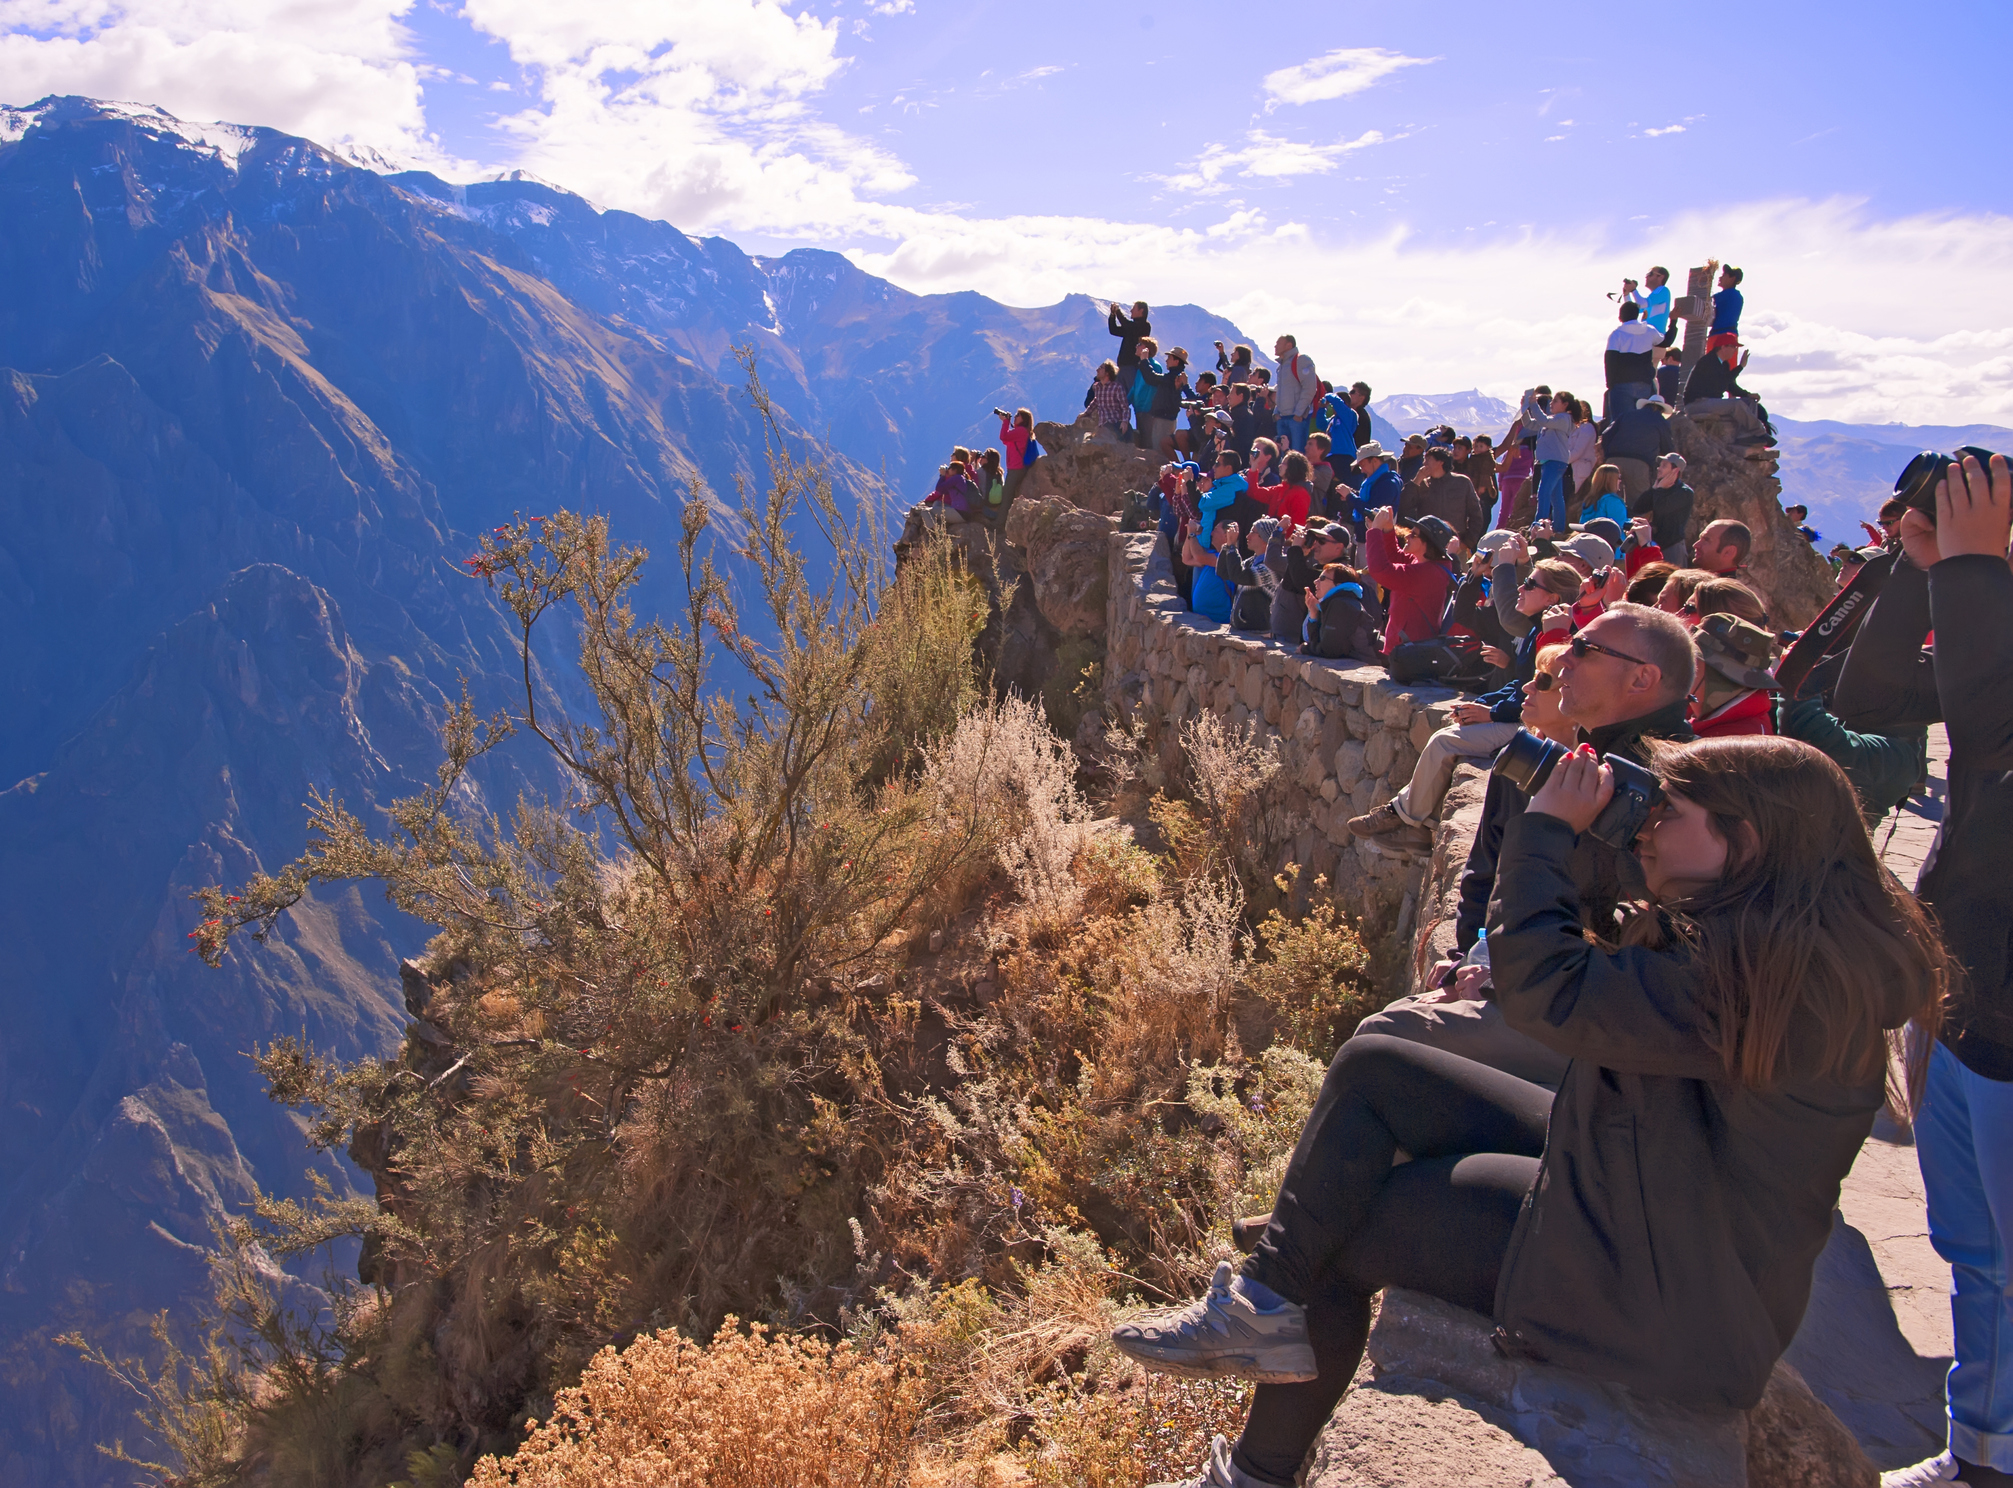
left=456, top=0, right=916, bottom=232
left=0, top=0, right=469, bottom=167
left=1158, top=128, right=1390, bottom=194
left=1261, top=47, right=1436, bottom=108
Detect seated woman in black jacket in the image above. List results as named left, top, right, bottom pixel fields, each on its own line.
left=1113, top=736, right=1949, bottom=1488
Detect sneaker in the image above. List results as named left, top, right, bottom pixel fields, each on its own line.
left=1111, top=1261, right=1317, bottom=1384
left=1149, top=1433, right=1290, bottom=1488
left=1229, top=1213, right=1272, bottom=1254
left=1882, top=1453, right=1959, bottom=1487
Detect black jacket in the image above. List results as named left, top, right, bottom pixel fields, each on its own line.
left=1454, top=697, right=1694, bottom=952
left=1833, top=554, right=2013, bottom=1080
left=1488, top=812, right=1887, bottom=1410
left=1109, top=305, right=1149, bottom=374
left=1137, top=360, right=1189, bottom=420
left=1630, top=479, right=1695, bottom=551
left=1302, top=584, right=1383, bottom=662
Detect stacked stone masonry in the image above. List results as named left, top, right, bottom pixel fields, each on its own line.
left=1101, top=530, right=1461, bottom=947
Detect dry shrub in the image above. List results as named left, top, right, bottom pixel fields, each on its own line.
left=466, top=1321, right=921, bottom=1488
left=1245, top=881, right=1378, bottom=1059
left=926, top=695, right=1088, bottom=929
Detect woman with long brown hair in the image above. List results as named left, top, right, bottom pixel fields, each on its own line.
left=1118, top=736, right=1947, bottom=1488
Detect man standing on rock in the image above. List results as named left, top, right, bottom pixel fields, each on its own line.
left=1273, top=335, right=1319, bottom=454
left=1109, top=300, right=1149, bottom=370
left=1355, top=604, right=1700, bottom=1085
left=1633, top=453, right=1695, bottom=566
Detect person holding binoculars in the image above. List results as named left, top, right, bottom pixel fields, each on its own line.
left=1116, top=718, right=1949, bottom=1488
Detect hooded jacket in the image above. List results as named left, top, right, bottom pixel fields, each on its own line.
left=1520, top=395, right=1576, bottom=464
left=1487, top=812, right=1890, bottom=1410
left=1303, top=581, right=1384, bottom=662
left=1833, top=554, right=2013, bottom=1080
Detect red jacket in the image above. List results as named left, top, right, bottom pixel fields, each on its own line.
left=1693, top=688, right=1774, bottom=738
left=1365, top=527, right=1454, bottom=655
left=1625, top=543, right=1664, bottom=577
left=1254, top=480, right=1311, bottom=533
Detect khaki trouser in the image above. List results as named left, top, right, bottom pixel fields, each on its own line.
left=1392, top=720, right=1519, bottom=825
left=1352, top=994, right=1571, bottom=1089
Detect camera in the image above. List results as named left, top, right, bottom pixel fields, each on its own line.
left=1893, top=445, right=2002, bottom=522
left=1492, top=729, right=1666, bottom=849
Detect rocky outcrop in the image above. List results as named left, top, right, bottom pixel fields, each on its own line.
left=1312, top=1288, right=1878, bottom=1488
left=1022, top=412, right=1163, bottom=516
left=1675, top=404, right=1836, bottom=629
left=1003, top=495, right=1114, bottom=639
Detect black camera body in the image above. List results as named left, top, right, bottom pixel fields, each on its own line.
left=1893, top=445, right=2003, bottom=523
left=1492, top=730, right=1665, bottom=848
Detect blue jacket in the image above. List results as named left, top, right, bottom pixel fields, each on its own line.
left=1316, top=392, right=1358, bottom=461
left=1711, top=286, right=1743, bottom=336
left=1190, top=542, right=1235, bottom=623
left=1197, top=473, right=1248, bottom=533
left=1131, top=358, right=1164, bottom=413
left=1352, top=463, right=1402, bottom=526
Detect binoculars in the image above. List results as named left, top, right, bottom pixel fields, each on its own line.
left=1493, top=730, right=1665, bottom=849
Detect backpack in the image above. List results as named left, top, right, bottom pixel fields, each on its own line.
left=1231, top=585, right=1272, bottom=632
left=1386, top=635, right=1491, bottom=686
left=1119, top=489, right=1156, bottom=534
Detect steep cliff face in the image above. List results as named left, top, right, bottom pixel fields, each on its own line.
left=0, top=98, right=810, bottom=1488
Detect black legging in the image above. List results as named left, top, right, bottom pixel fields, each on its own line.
left=1233, top=1036, right=1554, bottom=1486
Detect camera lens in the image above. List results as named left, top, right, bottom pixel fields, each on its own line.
left=1894, top=446, right=2004, bottom=524
left=1492, top=730, right=1566, bottom=795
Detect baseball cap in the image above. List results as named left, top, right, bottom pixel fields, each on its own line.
left=1558, top=532, right=1616, bottom=568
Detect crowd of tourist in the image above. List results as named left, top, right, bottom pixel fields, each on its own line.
left=1018, top=277, right=2013, bottom=1488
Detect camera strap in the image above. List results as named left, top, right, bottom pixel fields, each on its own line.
left=1773, top=549, right=1897, bottom=699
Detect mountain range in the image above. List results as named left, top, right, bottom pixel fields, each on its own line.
left=0, top=95, right=1999, bottom=1487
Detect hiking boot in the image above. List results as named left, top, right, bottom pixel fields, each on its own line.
left=1110, top=1260, right=1317, bottom=1384
left=1230, top=1213, right=1272, bottom=1254
left=1348, top=802, right=1435, bottom=848
left=1346, top=802, right=1408, bottom=837
left=1149, top=1434, right=1292, bottom=1488
left=1881, top=1454, right=1959, bottom=1487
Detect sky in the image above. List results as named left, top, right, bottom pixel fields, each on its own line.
left=3, top=0, right=2012, bottom=425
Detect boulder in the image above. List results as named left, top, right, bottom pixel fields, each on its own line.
left=1003, top=496, right=1117, bottom=640
left=1021, top=413, right=1163, bottom=516
left=1325, top=1288, right=1884, bottom=1487
left=1672, top=407, right=1835, bottom=629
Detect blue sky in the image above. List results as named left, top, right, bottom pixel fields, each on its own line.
left=4, top=0, right=2011, bottom=422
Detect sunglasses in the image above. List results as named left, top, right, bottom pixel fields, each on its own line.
left=1569, top=635, right=1652, bottom=667
left=1519, top=576, right=1549, bottom=592
left=1680, top=601, right=1699, bottom=615
left=1529, top=672, right=1559, bottom=691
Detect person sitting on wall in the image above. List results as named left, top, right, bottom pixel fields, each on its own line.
left=1123, top=729, right=1948, bottom=1488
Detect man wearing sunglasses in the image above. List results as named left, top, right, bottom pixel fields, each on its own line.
left=1362, top=604, right=1700, bottom=1086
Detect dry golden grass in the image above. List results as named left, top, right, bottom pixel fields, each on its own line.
left=465, top=1321, right=921, bottom=1488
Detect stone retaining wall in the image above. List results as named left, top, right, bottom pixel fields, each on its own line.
left=1100, top=530, right=1463, bottom=946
